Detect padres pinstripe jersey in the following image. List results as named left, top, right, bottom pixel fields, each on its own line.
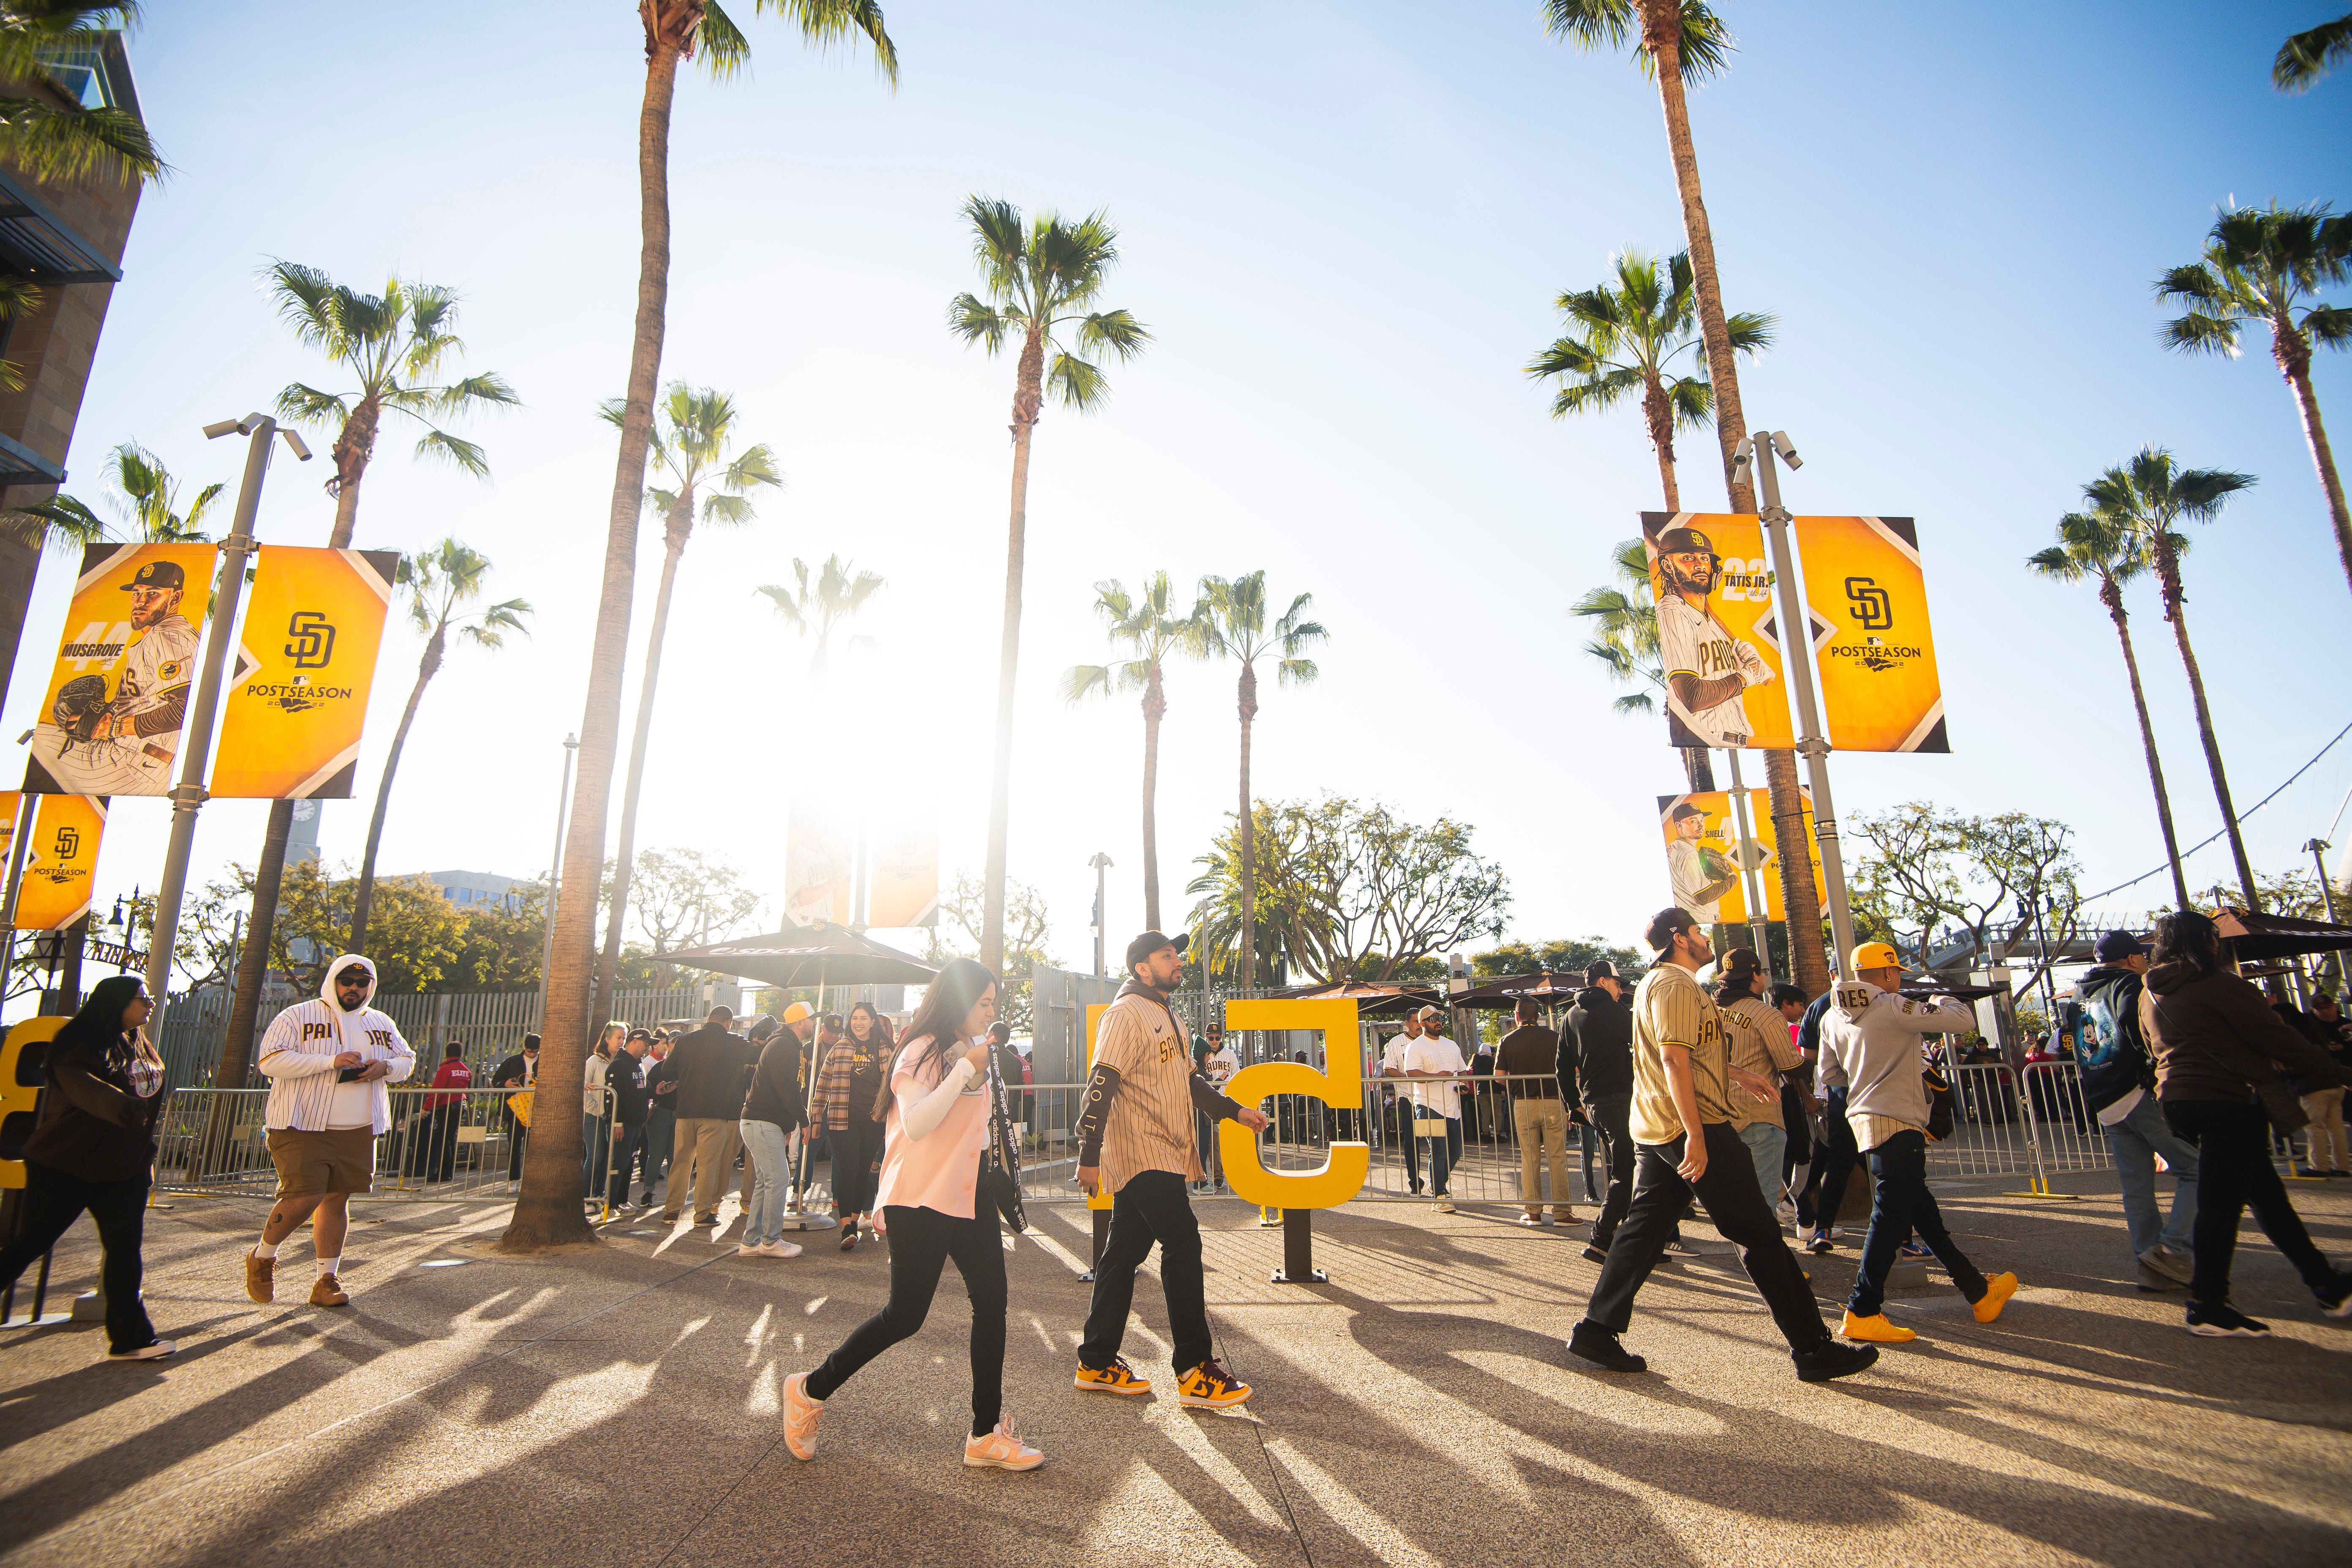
left=256, top=955, right=416, bottom=1133
left=1087, top=988, right=1203, bottom=1195
left=1628, top=961, right=1733, bottom=1145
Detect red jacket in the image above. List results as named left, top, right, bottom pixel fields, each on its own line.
left=426, top=1059, right=473, bottom=1110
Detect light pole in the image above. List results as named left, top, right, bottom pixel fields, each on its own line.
left=1722, top=746, right=1774, bottom=974
left=1088, top=852, right=1113, bottom=983
left=144, top=414, right=310, bottom=1030
left=536, top=733, right=579, bottom=1028
left=2307, top=838, right=2346, bottom=993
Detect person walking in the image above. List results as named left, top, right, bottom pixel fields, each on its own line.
left=1402, top=1005, right=1469, bottom=1212
left=1197, top=1021, right=1240, bottom=1192
left=815, top=1001, right=892, bottom=1251
left=737, top=1013, right=808, bottom=1260
left=784, top=959, right=1045, bottom=1471
left=602, top=1029, right=651, bottom=1211
left=582, top=1021, right=620, bottom=1201
left=661, top=1007, right=755, bottom=1228
left=491, top=1034, right=537, bottom=1187
left=2137, top=911, right=2352, bottom=1335
left=2304, top=992, right=2352, bottom=1177
left=1568, top=910, right=1876, bottom=1384
left=1496, top=999, right=1574, bottom=1227
left=406, top=1043, right=470, bottom=1181
left=1569, top=961, right=1687, bottom=1263
left=1379, top=1013, right=1425, bottom=1195
left=2077, top=930, right=2199, bottom=1290
left=1818, top=943, right=2017, bottom=1346
left=770, top=1005, right=818, bottom=1200
left=245, top=956, right=415, bottom=1309
left=1714, top=948, right=1805, bottom=1211
left=1071, top=931, right=1271, bottom=1409
left=0, top=976, right=175, bottom=1360
left=639, top=1033, right=677, bottom=1204
left=1797, top=986, right=1862, bottom=1255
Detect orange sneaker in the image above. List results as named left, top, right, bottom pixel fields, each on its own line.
left=782, top=1371, right=823, bottom=1461
left=1074, top=1356, right=1153, bottom=1396
left=1973, top=1271, right=2018, bottom=1324
left=309, top=1273, right=349, bottom=1308
left=1175, top=1357, right=1254, bottom=1409
left=1839, top=1310, right=1917, bottom=1344
left=963, top=1418, right=1045, bottom=1470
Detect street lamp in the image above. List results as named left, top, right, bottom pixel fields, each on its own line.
left=1088, top=852, right=1113, bottom=983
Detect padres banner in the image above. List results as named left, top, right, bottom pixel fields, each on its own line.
left=783, top=796, right=854, bottom=926
left=13, top=793, right=105, bottom=930
left=1640, top=513, right=1813, bottom=751
left=865, top=817, right=939, bottom=929
left=1657, top=788, right=1827, bottom=926
left=209, top=547, right=400, bottom=798
left=1794, top=516, right=1949, bottom=753
left=23, top=542, right=216, bottom=796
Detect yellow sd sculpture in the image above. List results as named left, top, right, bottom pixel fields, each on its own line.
left=1216, top=999, right=1368, bottom=1208
left=0, top=1016, right=69, bottom=1190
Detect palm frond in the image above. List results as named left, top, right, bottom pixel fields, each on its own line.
left=1073, top=308, right=1151, bottom=360
left=946, top=291, right=1013, bottom=352
left=412, top=427, right=491, bottom=478
left=275, top=381, right=350, bottom=428
left=757, top=0, right=900, bottom=84
left=1060, top=662, right=1114, bottom=704
left=1612, top=691, right=1656, bottom=715
left=2305, top=303, right=2352, bottom=348
left=0, top=95, right=165, bottom=185
left=2159, top=311, right=2242, bottom=357
left=1047, top=351, right=1110, bottom=411
left=754, top=582, right=808, bottom=633
left=1, top=493, right=107, bottom=553
left=433, top=371, right=521, bottom=414
left=698, top=0, right=751, bottom=78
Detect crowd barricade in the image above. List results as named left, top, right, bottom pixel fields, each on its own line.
left=153, top=1086, right=576, bottom=1203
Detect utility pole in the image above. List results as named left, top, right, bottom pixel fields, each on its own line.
left=1723, top=747, right=1773, bottom=974
left=1088, top=852, right=1113, bottom=983
left=144, top=414, right=310, bottom=1031
left=536, top=733, right=578, bottom=1028
left=2308, top=838, right=2346, bottom=994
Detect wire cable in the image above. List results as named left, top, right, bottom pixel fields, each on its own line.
left=2081, top=717, right=2352, bottom=904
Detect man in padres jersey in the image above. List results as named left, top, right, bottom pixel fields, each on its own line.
left=31, top=558, right=199, bottom=795
left=1072, top=930, right=1271, bottom=1409
left=1654, top=526, right=1774, bottom=748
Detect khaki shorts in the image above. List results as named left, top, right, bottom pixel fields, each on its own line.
left=266, top=1127, right=375, bottom=1198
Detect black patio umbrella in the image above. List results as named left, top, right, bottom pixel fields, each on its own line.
left=1262, top=979, right=1443, bottom=1018
left=2212, top=908, right=2352, bottom=962
left=657, top=923, right=938, bottom=991
left=1443, top=971, right=1582, bottom=1010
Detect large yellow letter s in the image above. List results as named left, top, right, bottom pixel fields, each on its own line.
left=1217, top=999, right=1368, bottom=1209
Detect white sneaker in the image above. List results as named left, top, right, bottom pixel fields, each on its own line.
left=963, top=1418, right=1045, bottom=1471
left=1434, top=1200, right=1456, bottom=1214
left=1519, top=1213, right=1541, bottom=1227
left=106, top=1339, right=176, bottom=1362
left=739, top=1241, right=803, bottom=1258
left=782, top=1372, right=823, bottom=1460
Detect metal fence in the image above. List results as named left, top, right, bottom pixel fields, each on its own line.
left=155, top=1086, right=581, bottom=1203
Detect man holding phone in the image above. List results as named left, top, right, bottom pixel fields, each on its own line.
left=246, top=955, right=415, bottom=1308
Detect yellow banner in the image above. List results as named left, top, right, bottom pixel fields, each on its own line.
left=866, top=817, right=938, bottom=929
left=784, top=796, right=854, bottom=926
left=14, top=793, right=105, bottom=930
left=209, top=547, right=400, bottom=798
left=23, top=542, right=216, bottom=796
left=1656, top=787, right=1826, bottom=926
left=1640, top=513, right=1800, bottom=751
left=1796, top=515, right=1949, bottom=753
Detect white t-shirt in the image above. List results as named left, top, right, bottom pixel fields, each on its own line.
left=1402, top=1034, right=1468, bottom=1119
left=1658, top=594, right=1754, bottom=746
left=1380, top=1034, right=1416, bottom=1076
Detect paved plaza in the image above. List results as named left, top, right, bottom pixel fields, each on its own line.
left=2, top=1175, right=2348, bottom=1568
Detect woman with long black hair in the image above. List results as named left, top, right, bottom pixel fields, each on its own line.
left=783, top=958, right=1042, bottom=1471
left=0, top=975, right=175, bottom=1360
left=2139, top=910, right=2352, bottom=1335
left=816, top=1001, right=891, bottom=1252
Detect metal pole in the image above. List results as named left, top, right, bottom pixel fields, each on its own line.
left=1723, top=747, right=1773, bottom=974
left=534, top=733, right=578, bottom=1028
left=1749, top=432, right=1859, bottom=984
left=1088, top=852, right=1112, bottom=982
left=146, top=416, right=299, bottom=1032
left=2307, top=839, right=2346, bottom=994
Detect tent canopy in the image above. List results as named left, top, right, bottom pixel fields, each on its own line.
left=1444, top=971, right=1585, bottom=1010
left=2213, top=907, right=2352, bottom=961
left=1261, top=979, right=1442, bottom=1018
left=657, top=923, right=938, bottom=991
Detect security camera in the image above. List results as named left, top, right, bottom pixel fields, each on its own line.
left=280, top=429, right=313, bottom=461
left=1771, top=431, right=1802, bottom=469
left=202, top=419, right=241, bottom=440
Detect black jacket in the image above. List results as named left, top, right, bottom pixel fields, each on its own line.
left=25, top=1034, right=166, bottom=1183
left=1565, top=986, right=1633, bottom=1102
left=670, top=1025, right=756, bottom=1120
left=606, top=1050, right=650, bottom=1127
left=2076, top=964, right=2153, bottom=1114
left=492, top=1051, right=535, bottom=1089
left=740, top=1037, right=805, bottom=1129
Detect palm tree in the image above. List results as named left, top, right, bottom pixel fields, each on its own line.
left=947, top=195, right=1150, bottom=973
left=1060, top=573, right=1206, bottom=929
left=350, top=540, right=530, bottom=949
left=590, top=385, right=780, bottom=1030
left=1198, top=572, right=1326, bottom=991
left=756, top=553, right=886, bottom=677
left=1542, top=0, right=1827, bottom=992
left=2026, top=513, right=2189, bottom=909
left=1527, top=249, right=1771, bottom=510
left=514, top=0, right=893, bottom=1253
left=218, top=267, right=514, bottom=1105
left=1573, top=538, right=1714, bottom=790
left=10, top=441, right=219, bottom=544
left=2276, top=12, right=2352, bottom=90
left=2082, top=447, right=2262, bottom=909
left=2156, top=203, right=2352, bottom=602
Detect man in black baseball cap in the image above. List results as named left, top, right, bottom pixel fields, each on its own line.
left=1124, top=930, right=1188, bottom=970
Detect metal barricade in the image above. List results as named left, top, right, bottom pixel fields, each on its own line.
left=154, top=1086, right=559, bottom=1202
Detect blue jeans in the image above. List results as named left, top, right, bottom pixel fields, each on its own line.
left=581, top=1114, right=609, bottom=1198
left=1737, top=1121, right=1788, bottom=1209
left=740, top=1118, right=793, bottom=1247
left=642, top=1104, right=675, bottom=1179
left=2108, top=1092, right=2197, bottom=1260
left=1418, top=1112, right=1463, bottom=1196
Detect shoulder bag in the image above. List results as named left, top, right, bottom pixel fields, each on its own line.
left=980, top=1050, right=1028, bottom=1234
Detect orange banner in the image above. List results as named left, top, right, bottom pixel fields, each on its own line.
left=1656, top=787, right=1826, bottom=926
left=23, top=542, right=216, bottom=795
left=13, top=793, right=105, bottom=931
left=209, top=547, right=400, bottom=798
left=1796, top=515, right=1949, bottom=752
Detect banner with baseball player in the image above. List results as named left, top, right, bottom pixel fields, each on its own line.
left=865, top=817, right=939, bottom=929
left=207, top=547, right=401, bottom=798
left=1639, top=513, right=1808, bottom=751
left=1794, top=515, right=1949, bottom=752
left=23, top=542, right=216, bottom=796
left=783, top=796, right=855, bottom=926
left=1658, top=787, right=1827, bottom=926
left=12, top=793, right=105, bottom=930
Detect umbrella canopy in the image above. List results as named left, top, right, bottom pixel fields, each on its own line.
left=1262, top=979, right=1442, bottom=1018
left=1444, top=971, right=1584, bottom=1010
left=2213, top=907, right=2352, bottom=961
left=657, top=923, right=939, bottom=991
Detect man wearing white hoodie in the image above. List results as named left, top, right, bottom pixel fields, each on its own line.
left=1817, top=942, right=2016, bottom=1345
left=244, top=955, right=415, bottom=1308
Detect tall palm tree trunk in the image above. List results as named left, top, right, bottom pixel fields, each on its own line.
left=1141, top=662, right=1165, bottom=930
left=2159, top=583, right=2261, bottom=910
left=594, top=531, right=688, bottom=1028
left=504, top=36, right=680, bottom=1251
left=1236, top=661, right=1258, bottom=991
left=1680, top=747, right=1714, bottom=792
left=349, top=628, right=444, bottom=950
left=2278, top=332, right=2352, bottom=602
left=1641, top=1, right=1822, bottom=991
left=2104, top=591, right=2190, bottom=909
left=981, top=328, right=1046, bottom=975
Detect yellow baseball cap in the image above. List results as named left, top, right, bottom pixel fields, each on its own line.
left=1850, top=942, right=1907, bottom=972
left=781, top=1002, right=813, bottom=1024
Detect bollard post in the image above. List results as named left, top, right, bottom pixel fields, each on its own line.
left=1078, top=1207, right=1110, bottom=1283
left=1271, top=1205, right=1324, bottom=1284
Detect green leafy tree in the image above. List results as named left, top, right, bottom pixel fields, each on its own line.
left=2156, top=202, right=2352, bottom=602
left=591, top=386, right=779, bottom=1029
left=2082, top=448, right=2263, bottom=909
left=756, top=553, right=886, bottom=677
left=519, top=0, right=896, bottom=1253
left=349, top=539, right=531, bottom=949
left=1470, top=937, right=1645, bottom=986
left=1848, top=804, right=2083, bottom=999
left=2027, top=511, right=2190, bottom=909
left=2275, top=12, right=2352, bottom=90
left=927, top=871, right=1053, bottom=1031
left=9, top=441, right=218, bottom=547
left=1060, top=572, right=1206, bottom=928
left=1526, top=248, right=1770, bottom=511
left=947, top=195, right=1149, bottom=974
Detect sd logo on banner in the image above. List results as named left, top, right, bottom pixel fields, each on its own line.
left=0, top=792, right=107, bottom=931
left=209, top=547, right=400, bottom=798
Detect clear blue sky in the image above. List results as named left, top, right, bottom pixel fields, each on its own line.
left=14, top=0, right=2351, bottom=983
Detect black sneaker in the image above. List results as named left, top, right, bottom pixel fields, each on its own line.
left=2186, top=1302, right=2272, bottom=1337
left=1582, top=1243, right=1609, bottom=1264
left=1661, top=1238, right=1698, bottom=1258
left=1792, top=1340, right=1879, bottom=1383
left=2317, top=1272, right=2352, bottom=1320
left=1805, top=1231, right=1835, bottom=1255
left=1567, top=1322, right=1646, bottom=1373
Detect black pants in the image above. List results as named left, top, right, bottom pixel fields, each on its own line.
left=2165, top=1099, right=2340, bottom=1307
left=1389, top=1098, right=1422, bottom=1191
left=1587, top=1093, right=1640, bottom=1247
left=1802, top=1086, right=1858, bottom=1227
left=1080, top=1168, right=1212, bottom=1375
left=830, top=1118, right=884, bottom=1217
left=1848, top=1130, right=1988, bottom=1318
left=0, top=1161, right=159, bottom=1354
left=505, top=1113, right=528, bottom=1180
left=808, top=1203, right=1005, bottom=1437
left=604, top=1123, right=645, bottom=1208
left=1582, top=1122, right=1829, bottom=1352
